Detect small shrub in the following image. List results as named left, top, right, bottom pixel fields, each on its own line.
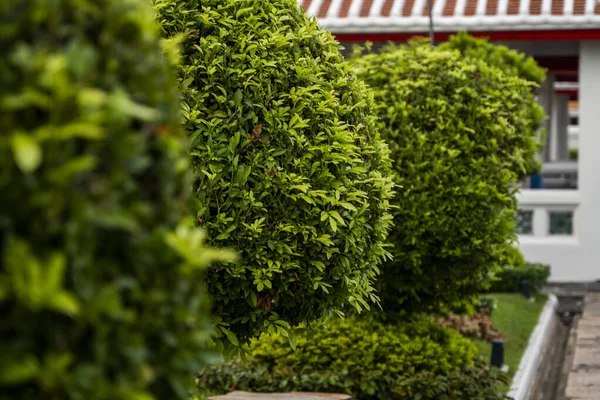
left=352, top=41, right=533, bottom=315
left=569, top=148, right=578, bottom=161
left=439, top=32, right=546, bottom=176
left=506, top=245, right=526, bottom=269
left=489, top=263, right=551, bottom=293
left=0, top=1, right=234, bottom=399
left=196, top=317, right=508, bottom=400
left=392, top=362, right=510, bottom=400
left=435, top=310, right=505, bottom=342
left=477, top=296, right=499, bottom=316
left=154, top=0, right=394, bottom=346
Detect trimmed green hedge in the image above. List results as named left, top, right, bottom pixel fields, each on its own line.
left=439, top=32, right=546, bottom=84
left=154, top=0, right=394, bottom=347
left=352, top=41, right=533, bottom=315
left=197, top=318, right=507, bottom=400
left=0, top=1, right=233, bottom=399
left=439, top=32, right=546, bottom=176
left=489, top=263, right=551, bottom=293
left=569, top=148, right=578, bottom=161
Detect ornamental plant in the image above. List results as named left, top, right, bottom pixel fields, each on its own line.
left=352, top=41, right=533, bottom=315
left=0, top=1, right=234, bottom=399
left=196, top=318, right=507, bottom=400
left=440, top=32, right=546, bottom=175
left=154, top=0, right=394, bottom=345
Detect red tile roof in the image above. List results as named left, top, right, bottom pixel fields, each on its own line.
left=299, top=0, right=600, bottom=32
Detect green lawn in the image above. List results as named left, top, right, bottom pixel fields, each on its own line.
left=472, top=293, right=548, bottom=378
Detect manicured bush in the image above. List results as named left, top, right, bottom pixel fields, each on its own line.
left=570, top=148, right=578, bottom=161
left=476, top=296, right=499, bottom=316
left=196, top=318, right=506, bottom=400
left=0, top=1, right=234, bottom=399
left=154, top=0, right=395, bottom=345
left=506, top=245, right=526, bottom=269
left=489, top=263, right=551, bottom=293
left=392, top=363, right=510, bottom=400
left=351, top=41, right=533, bottom=315
left=439, top=32, right=546, bottom=84
left=439, top=32, right=546, bottom=176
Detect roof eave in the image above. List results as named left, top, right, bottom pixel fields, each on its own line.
left=316, top=15, right=600, bottom=34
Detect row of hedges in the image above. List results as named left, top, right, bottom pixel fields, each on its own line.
left=197, top=318, right=509, bottom=400
left=1, top=0, right=546, bottom=398
left=489, top=263, right=551, bottom=293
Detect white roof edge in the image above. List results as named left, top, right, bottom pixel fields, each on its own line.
left=316, top=15, right=600, bottom=32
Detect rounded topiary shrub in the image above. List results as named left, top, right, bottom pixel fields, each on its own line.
left=154, top=0, right=394, bottom=344
left=440, top=32, right=546, bottom=84
left=439, top=32, right=546, bottom=175
left=196, top=317, right=507, bottom=400
left=0, top=1, right=233, bottom=399
left=351, top=41, right=533, bottom=315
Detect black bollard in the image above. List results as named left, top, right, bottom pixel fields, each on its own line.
left=490, top=339, right=504, bottom=368
left=520, top=279, right=531, bottom=299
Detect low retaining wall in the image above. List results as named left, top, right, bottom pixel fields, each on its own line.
left=507, top=294, right=559, bottom=400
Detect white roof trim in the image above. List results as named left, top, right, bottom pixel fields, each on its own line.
left=306, top=0, right=324, bottom=17
left=391, top=0, right=406, bottom=16
left=541, top=0, right=553, bottom=16
left=497, top=0, right=509, bottom=15
left=328, top=0, right=345, bottom=18
left=476, top=0, right=488, bottom=16
left=314, top=15, right=600, bottom=32
left=519, top=0, right=531, bottom=17
left=412, top=0, right=427, bottom=17
left=563, top=0, right=574, bottom=15
left=300, top=0, right=600, bottom=32
left=455, top=0, right=468, bottom=16
left=434, top=0, right=448, bottom=16
left=348, top=0, right=363, bottom=17
left=585, top=0, right=596, bottom=15
left=370, top=0, right=387, bottom=17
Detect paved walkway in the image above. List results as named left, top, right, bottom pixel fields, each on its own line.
left=565, top=294, right=600, bottom=400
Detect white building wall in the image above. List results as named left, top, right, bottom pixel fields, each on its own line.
left=518, top=41, right=600, bottom=281
left=575, top=41, right=600, bottom=281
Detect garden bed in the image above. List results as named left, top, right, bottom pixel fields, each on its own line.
left=472, top=293, right=549, bottom=377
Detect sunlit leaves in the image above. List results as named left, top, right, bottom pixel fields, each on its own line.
left=155, top=0, right=394, bottom=345
left=352, top=40, right=532, bottom=315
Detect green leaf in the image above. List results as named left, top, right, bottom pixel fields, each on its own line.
left=11, top=133, right=42, bottom=173
left=340, top=202, right=357, bottom=211
left=329, top=217, right=337, bottom=232
left=221, top=327, right=239, bottom=347
left=0, top=356, right=39, bottom=385
left=329, top=210, right=346, bottom=226
left=49, top=291, right=80, bottom=316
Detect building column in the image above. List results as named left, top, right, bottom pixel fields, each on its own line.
left=539, top=74, right=555, bottom=162
left=577, top=41, right=600, bottom=281
left=551, top=93, right=570, bottom=161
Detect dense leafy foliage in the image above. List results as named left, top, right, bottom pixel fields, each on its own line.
left=440, top=32, right=546, bottom=84
left=0, top=1, right=234, bottom=399
left=351, top=41, right=535, bottom=315
left=440, top=32, right=546, bottom=175
left=154, top=0, right=395, bottom=345
left=570, top=148, right=578, bottom=161
left=489, top=263, right=551, bottom=293
left=197, top=318, right=507, bottom=399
